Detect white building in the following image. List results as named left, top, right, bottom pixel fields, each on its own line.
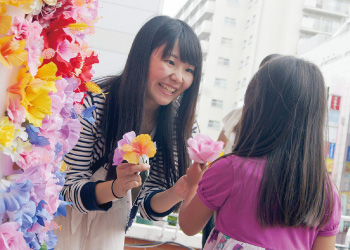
left=87, top=0, right=164, bottom=77
left=175, top=0, right=350, bottom=139
left=300, top=19, right=350, bottom=246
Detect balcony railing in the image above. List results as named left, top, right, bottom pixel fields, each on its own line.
left=125, top=212, right=202, bottom=249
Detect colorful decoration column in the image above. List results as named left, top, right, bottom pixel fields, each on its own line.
left=0, top=0, right=99, bottom=249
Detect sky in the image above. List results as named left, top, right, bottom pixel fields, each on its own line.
left=162, top=0, right=188, bottom=17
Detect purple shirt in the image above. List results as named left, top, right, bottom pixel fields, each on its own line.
left=197, top=155, right=341, bottom=250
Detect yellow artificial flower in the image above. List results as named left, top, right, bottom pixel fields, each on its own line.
left=0, top=4, right=12, bottom=34
left=0, top=116, right=15, bottom=149
left=0, top=0, right=33, bottom=7
left=8, top=62, right=59, bottom=127
left=0, top=35, right=27, bottom=68
left=43, top=0, right=57, bottom=5
left=85, top=81, right=107, bottom=98
left=33, top=62, right=59, bottom=93
left=121, top=134, right=157, bottom=164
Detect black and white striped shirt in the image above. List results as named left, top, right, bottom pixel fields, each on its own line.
left=61, top=93, right=198, bottom=221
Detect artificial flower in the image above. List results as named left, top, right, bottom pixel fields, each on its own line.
left=2, top=137, right=31, bottom=162
left=17, top=146, right=54, bottom=171
left=25, top=124, right=50, bottom=147
left=0, top=4, right=12, bottom=34
left=7, top=16, right=44, bottom=76
left=0, top=116, right=15, bottom=149
left=0, top=222, right=27, bottom=250
left=0, top=179, right=33, bottom=214
left=0, top=35, right=27, bottom=68
left=187, top=134, right=224, bottom=163
left=6, top=199, right=36, bottom=232
left=121, top=134, right=157, bottom=165
left=10, top=62, right=59, bottom=127
left=32, top=0, right=73, bottom=27
left=59, top=118, right=81, bottom=153
left=113, top=131, right=136, bottom=166
left=0, top=0, right=33, bottom=7
left=85, top=81, right=107, bottom=99
left=21, top=0, right=43, bottom=14
left=7, top=97, right=26, bottom=124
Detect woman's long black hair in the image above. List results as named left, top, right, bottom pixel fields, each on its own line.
left=227, top=56, right=333, bottom=228
left=98, top=16, right=202, bottom=186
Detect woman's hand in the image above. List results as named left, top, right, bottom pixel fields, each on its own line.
left=113, top=163, right=150, bottom=198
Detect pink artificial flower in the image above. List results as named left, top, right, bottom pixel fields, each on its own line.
left=7, top=16, right=30, bottom=40
left=7, top=16, right=44, bottom=76
left=187, top=134, right=224, bottom=163
left=17, top=146, right=54, bottom=171
left=43, top=176, right=61, bottom=215
left=112, top=131, right=136, bottom=166
left=59, top=118, right=81, bottom=154
left=7, top=98, right=26, bottom=124
left=0, top=222, right=27, bottom=250
left=56, top=39, right=78, bottom=62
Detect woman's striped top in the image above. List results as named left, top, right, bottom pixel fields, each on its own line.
left=61, top=93, right=198, bottom=221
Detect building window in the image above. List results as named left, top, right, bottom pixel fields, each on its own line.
left=236, top=81, right=241, bottom=89
left=242, top=77, right=247, bottom=86
left=251, top=15, right=256, bottom=25
left=242, top=40, right=247, bottom=48
left=221, top=37, right=233, bottom=46
left=245, top=19, right=250, bottom=29
left=224, top=17, right=236, bottom=26
left=218, top=57, right=230, bottom=66
left=239, top=60, right=244, bottom=69
left=248, top=35, right=253, bottom=45
left=215, top=78, right=227, bottom=88
left=208, top=120, right=221, bottom=130
left=211, top=99, right=223, bottom=108
left=245, top=56, right=250, bottom=66
left=227, top=0, right=239, bottom=6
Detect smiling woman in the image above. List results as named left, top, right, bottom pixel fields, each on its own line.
left=146, top=41, right=195, bottom=109
left=55, top=15, right=202, bottom=250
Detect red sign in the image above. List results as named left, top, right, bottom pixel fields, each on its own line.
left=330, top=95, right=341, bottom=110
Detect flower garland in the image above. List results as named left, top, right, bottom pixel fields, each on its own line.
left=0, top=0, right=99, bottom=249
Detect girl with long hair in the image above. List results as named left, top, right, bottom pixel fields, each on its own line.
left=179, top=56, right=341, bottom=250
left=55, top=15, right=202, bottom=249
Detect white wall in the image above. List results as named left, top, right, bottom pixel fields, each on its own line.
left=87, top=0, right=164, bottom=77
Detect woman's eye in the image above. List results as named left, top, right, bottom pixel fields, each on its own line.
left=186, top=68, right=194, bottom=74
left=167, top=60, right=175, bottom=66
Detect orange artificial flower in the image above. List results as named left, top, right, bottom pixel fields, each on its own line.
left=0, top=4, right=12, bottom=34
left=0, top=35, right=27, bottom=68
left=121, top=134, right=157, bottom=164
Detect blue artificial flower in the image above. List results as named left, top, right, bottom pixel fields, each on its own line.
left=0, top=179, right=33, bottom=214
left=53, top=195, right=72, bottom=218
left=25, top=124, right=50, bottom=147
left=7, top=199, right=36, bottom=232
left=54, top=170, right=65, bottom=186
left=35, top=201, right=52, bottom=227
left=81, top=105, right=96, bottom=123
left=24, top=231, right=41, bottom=250
left=45, top=230, right=58, bottom=250
left=54, top=143, right=63, bottom=160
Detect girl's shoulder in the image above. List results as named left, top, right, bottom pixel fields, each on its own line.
left=215, top=154, right=265, bottom=167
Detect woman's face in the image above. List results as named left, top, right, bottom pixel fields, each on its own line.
left=145, top=41, right=195, bottom=108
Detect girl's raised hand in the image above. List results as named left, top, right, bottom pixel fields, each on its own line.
left=171, top=175, right=188, bottom=200
left=185, top=162, right=204, bottom=188
left=113, top=163, right=150, bottom=198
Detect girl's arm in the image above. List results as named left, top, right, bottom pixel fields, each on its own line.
left=311, top=235, right=336, bottom=250
left=179, top=163, right=214, bottom=236
left=135, top=121, right=200, bottom=221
